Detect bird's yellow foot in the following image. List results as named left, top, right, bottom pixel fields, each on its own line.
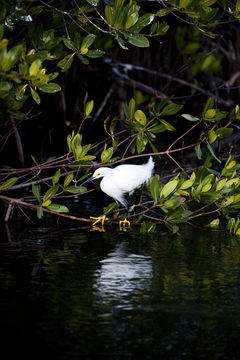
left=90, top=215, right=106, bottom=226
left=119, top=218, right=131, bottom=231
left=90, top=225, right=105, bottom=232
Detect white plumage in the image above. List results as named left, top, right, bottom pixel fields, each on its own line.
left=81, top=156, right=155, bottom=208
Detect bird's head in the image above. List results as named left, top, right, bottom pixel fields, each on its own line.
left=92, top=167, right=108, bottom=179
left=80, top=167, right=111, bottom=186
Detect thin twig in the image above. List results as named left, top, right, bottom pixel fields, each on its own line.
left=113, top=60, right=232, bottom=107
left=4, top=201, right=14, bottom=222
left=93, top=86, right=115, bottom=123
left=10, top=115, right=24, bottom=167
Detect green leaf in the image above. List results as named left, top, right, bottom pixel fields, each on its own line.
left=221, top=196, right=234, bottom=208
left=203, top=96, right=214, bottom=116
left=31, top=155, right=38, bottom=166
left=156, top=8, right=174, bottom=17
left=172, top=224, right=179, bottom=234
left=16, top=84, right=27, bottom=100
left=236, top=0, right=240, bottom=12
left=101, top=147, right=113, bottom=163
left=65, top=186, right=87, bottom=194
left=0, top=81, right=12, bottom=92
left=180, top=0, right=191, bottom=7
left=166, top=207, right=192, bottom=223
left=0, top=177, right=18, bottom=191
left=81, top=143, right=91, bottom=156
left=140, top=222, right=156, bottom=234
left=82, top=34, right=96, bottom=48
left=47, top=204, right=69, bottom=213
left=52, top=169, right=61, bottom=185
left=58, top=53, right=75, bottom=72
left=64, top=173, right=74, bottom=188
left=207, top=143, right=221, bottom=163
left=226, top=160, right=236, bottom=170
left=205, top=109, right=216, bottom=119
left=225, top=178, right=240, bottom=189
left=127, top=34, right=149, bottom=47
left=42, top=199, right=52, bottom=207
left=85, top=100, right=94, bottom=117
left=125, top=12, right=139, bottom=29
left=160, top=119, right=176, bottom=131
left=0, top=38, right=8, bottom=50
left=150, top=175, right=160, bottom=203
left=72, top=133, right=82, bottom=148
left=208, top=129, right=217, bottom=143
left=215, top=128, right=233, bottom=139
left=116, top=34, right=129, bottom=50
left=182, top=10, right=201, bottom=19
left=32, top=184, right=41, bottom=204
left=136, top=133, right=148, bottom=154
left=129, top=13, right=154, bottom=32
left=201, top=183, right=212, bottom=192
left=74, top=155, right=96, bottom=163
left=86, top=0, right=99, bottom=6
left=161, top=104, right=183, bottom=116
left=62, top=38, right=75, bottom=50
left=148, top=124, right=166, bottom=134
left=164, top=200, right=175, bottom=208
left=105, top=5, right=115, bottom=26
left=181, top=114, right=200, bottom=121
left=1, top=56, right=11, bottom=72
left=80, top=45, right=88, bottom=55
left=216, top=178, right=227, bottom=192
left=81, top=53, right=90, bottom=64
left=195, top=144, right=202, bottom=160
left=207, top=218, right=219, bottom=228
left=43, top=185, right=59, bottom=202
left=129, top=98, right=136, bottom=120
left=161, top=180, right=178, bottom=198
left=134, top=109, right=147, bottom=125
left=29, top=60, right=41, bottom=76
left=86, top=49, right=105, bottom=58
left=37, top=206, right=43, bottom=219
left=180, top=172, right=196, bottom=189
left=39, top=83, right=61, bottom=93
left=30, top=87, right=40, bottom=104
left=157, top=21, right=170, bottom=35
left=0, top=25, right=3, bottom=41
left=8, top=44, right=25, bottom=66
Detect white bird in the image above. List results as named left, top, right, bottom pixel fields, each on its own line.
left=81, top=156, right=155, bottom=228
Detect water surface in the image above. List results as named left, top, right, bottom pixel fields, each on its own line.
left=1, top=221, right=240, bottom=359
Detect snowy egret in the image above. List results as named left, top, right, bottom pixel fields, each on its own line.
left=81, top=156, right=155, bottom=228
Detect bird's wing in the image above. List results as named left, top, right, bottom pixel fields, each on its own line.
left=111, top=165, right=151, bottom=193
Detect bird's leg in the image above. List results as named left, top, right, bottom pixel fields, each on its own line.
left=90, top=215, right=106, bottom=226
left=90, top=203, right=117, bottom=227
left=118, top=197, right=132, bottom=231
left=119, top=202, right=131, bottom=231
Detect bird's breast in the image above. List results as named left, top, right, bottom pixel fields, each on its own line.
left=100, top=177, right=123, bottom=200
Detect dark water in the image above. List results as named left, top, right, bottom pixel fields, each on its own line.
left=1, top=218, right=240, bottom=359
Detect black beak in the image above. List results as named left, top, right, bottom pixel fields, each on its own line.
left=80, top=175, right=94, bottom=187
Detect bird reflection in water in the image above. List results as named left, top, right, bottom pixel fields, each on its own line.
left=94, top=241, right=153, bottom=307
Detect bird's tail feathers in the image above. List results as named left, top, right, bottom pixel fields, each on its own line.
left=146, top=156, right=155, bottom=177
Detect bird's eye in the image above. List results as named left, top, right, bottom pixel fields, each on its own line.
left=95, top=173, right=100, bottom=177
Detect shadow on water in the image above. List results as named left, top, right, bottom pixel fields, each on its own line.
left=1, top=214, right=240, bottom=359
